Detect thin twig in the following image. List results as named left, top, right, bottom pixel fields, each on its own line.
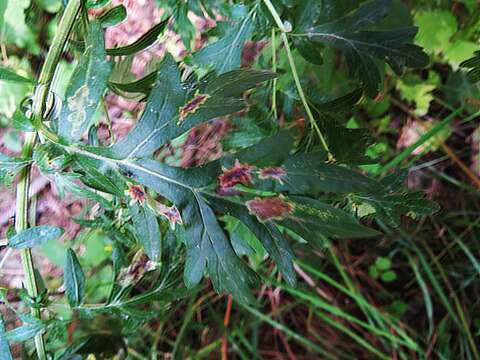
left=221, top=295, right=233, bottom=360
left=262, top=0, right=333, bottom=160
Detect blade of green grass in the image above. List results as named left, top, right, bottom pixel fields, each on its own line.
left=297, top=260, right=420, bottom=351
left=406, top=253, right=434, bottom=339
left=238, top=302, right=336, bottom=359
left=270, top=278, right=415, bottom=350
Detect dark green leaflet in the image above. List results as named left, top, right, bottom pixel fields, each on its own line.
left=0, top=153, right=31, bottom=186
left=192, top=4, right=254, bottom=74
left=259, top=152, right=382, bottom=195
left=58, top=21, right=112, bottom=143
left=108, top=71, right=157, bottom=95
left=279, top=196, right=380, bottom=240
left=64, top=249, right=86, bottom=307
left=98, top=5, right=127, bottom=28
left=110, top=55, right=275, bottom=159
left=295, top=0, right=429, bottom=96
left=8, top=226, right=63, bottom=249
left=183, top=194, right=258, bottom=304
left=106, top=18, right=169, bottom=56
left=460, top=50, right=480, bottom=82
left=0, top=66, right=34, bottom=84
left=5, top=317, right=45, bottom=343
left=131, top=203, right=162, bottom=262
left=204, top=193, right=297, bottom=286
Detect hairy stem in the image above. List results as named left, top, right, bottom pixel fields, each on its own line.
left=261, top=0, right=333, bottom=160
left=14, top=1, right=82, bottom=358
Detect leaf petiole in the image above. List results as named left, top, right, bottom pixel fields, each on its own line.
left=261, top=0, right=333, bottom=161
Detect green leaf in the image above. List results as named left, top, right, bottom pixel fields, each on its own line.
left=369, top=265, right=379, bottom=279
left=108, top=71, right=157, bottom=96
left=110, top=54, right=186, bottom=158
left=37, top=0, right=62, bottom=13
left=0, top=66, right=34, bottom=84
left=64, top=248, right=86, bottom=307
left=205, top=194, right=296, bottom=285
left=58, top=21, right=112, bottom=143
left=311, top=88, right=363, bottom=113
left=191, top=5, right=253, bottom=73
left=0, top=0, right=6, bottom=38
left=414, top=10, right=457, bottom=56
left=183, top=195, right=258, bottom=303
left=114, top=159, right=258, bottom=302
left=396, top=72, right=439, bottom=116
left=260, top=153, right=382, bottom=194
left=72, top=155, right=125, bottom=196
left=8, top=225, right=63, bottom=249
left=98, top=4, right=127, bottom=28
left=0, top=315, right=13, bottom=360
left=375, top=256, right=391, bottom=270
left=460, top=50, right=480, bottom=83
left=131, top=203, right=162, bottom=262
left=205, top=70, right=277, bottom=98
left=443, top=40, right=478, bottom=70
left=222, top=117, right=268, bottom=149
left=54, top=173, right=112, bottom=208
left=0, top=153, right=31, bottom=186
left=227, top=130, right=295, bottom=167
left=106, top=19, right=169, bottom=56
left=279, top=196, right=380, bottom=240
left=293, top=37, right=324, bottom=65
left=226, top=218, right=257, bottom=256
left=12, top=108, right=34, bottom=131
left=324, top=125, right=376, bottom=165
left=303, top=0, right=429, bottom=96
left=86, top=0, right=110, bottom=8
left=119, top=158, right=220, bottom=204
left=1, top=0, right=39, bottom=52
left=381, top=270, right=397, bottom=282
left=354, top=188, right=440, bottom=227
left=5, top=317, right=45, bottom=343
left=111, top=55, right=274, bottom=159
left=169, top=3, right=197, bottom=49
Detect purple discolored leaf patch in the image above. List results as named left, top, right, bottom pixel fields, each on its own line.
left=126, top=183, right=146, bottom=204
left=258, top=166, right=286, bottom=184
left=178, top=94, right=210, bottom=123
left=246, top=196, right=294, bottom=222
left=158, top=204, right=183, bottom=230
left=118, top=250, right=157, bottom=287
left=216, top=186, right=241, bottom=196
left=219, top=159, right=254, bottom=190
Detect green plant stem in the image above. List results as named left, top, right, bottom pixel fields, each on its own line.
left=271, top=28, right=278, bottom=120
left=262, top=0, right=333, bottom=160
left=14, top=1, right=82, bottom=358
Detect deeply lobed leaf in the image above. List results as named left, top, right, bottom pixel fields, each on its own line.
left=293, top=0, right=429, bottom=96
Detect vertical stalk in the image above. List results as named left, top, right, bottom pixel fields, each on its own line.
left=14, top=1, right=82, bottom=359
left=262, top=0, right=333, bottom=160
left=271, top=28, right=278, bottom=120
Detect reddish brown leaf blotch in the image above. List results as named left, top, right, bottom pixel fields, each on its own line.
left=258, top=166, right=286, bottom=184
left=126, top=183, right=146, bottom=204
left=219, top=159, right=254, bottom=189
left=159, top=204, right=183, bottom=230
left=246, top=196, right=294, bottom=222
left=178, top=93, right=210, bottom=123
